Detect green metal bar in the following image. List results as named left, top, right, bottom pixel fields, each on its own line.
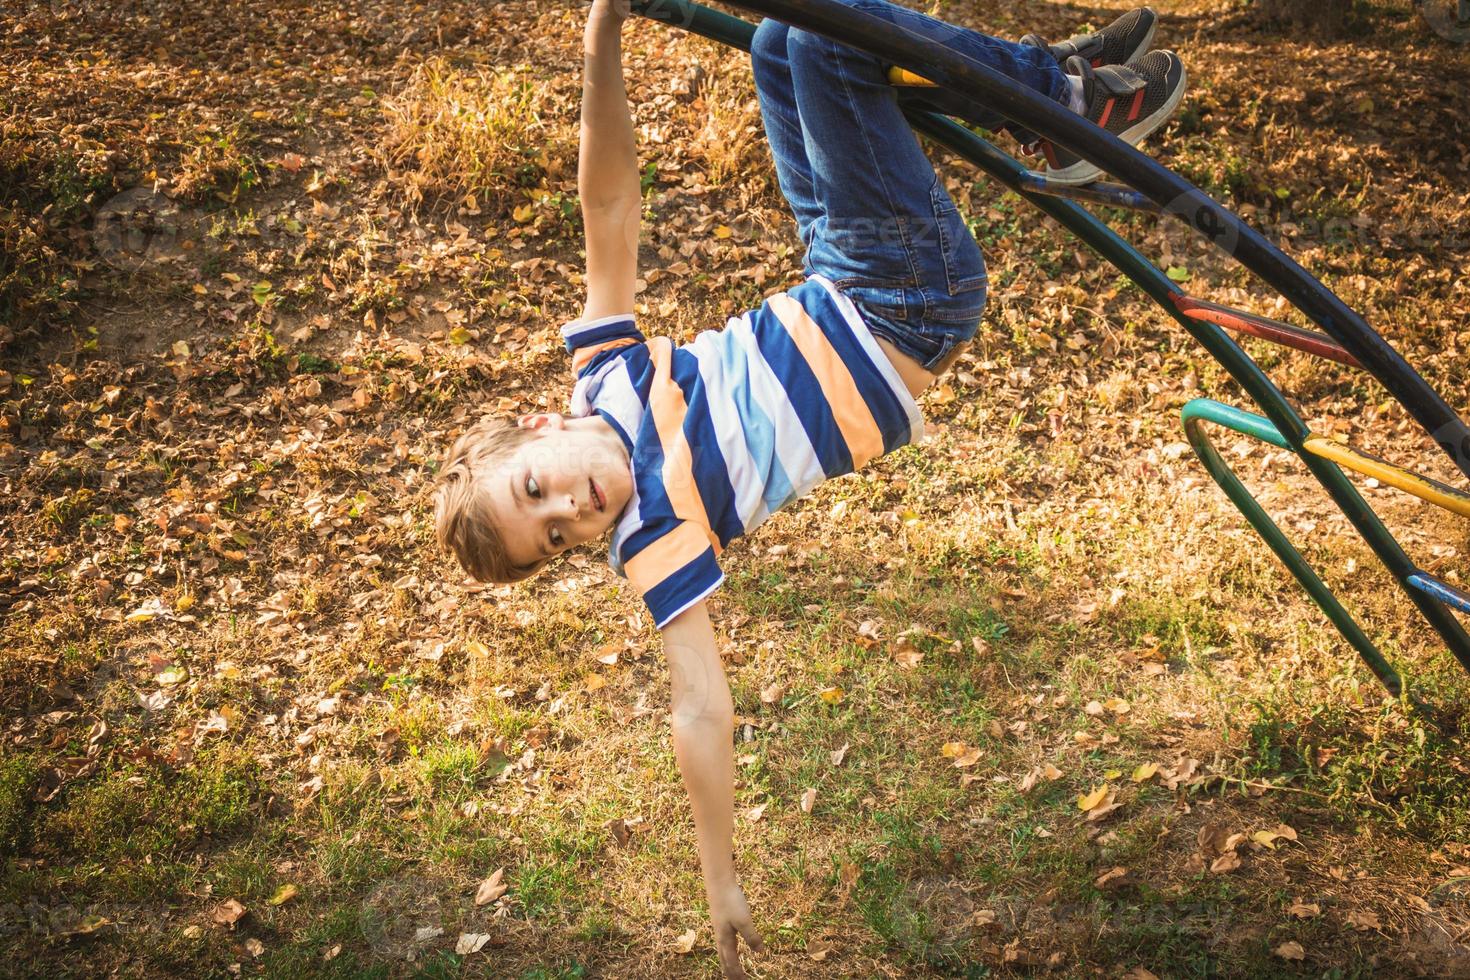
left=1182, top=400, right=1402, bottom=694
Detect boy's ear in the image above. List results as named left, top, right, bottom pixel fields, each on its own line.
left=517, top=413, right=566, bottom=431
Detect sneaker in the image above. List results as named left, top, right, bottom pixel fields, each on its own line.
left=1038, top=50, right=1186, bottom=186
left=1021, top=8, right=1158, bottom=68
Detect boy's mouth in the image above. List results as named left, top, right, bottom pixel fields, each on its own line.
left=590, top=478, right=604, bottom=512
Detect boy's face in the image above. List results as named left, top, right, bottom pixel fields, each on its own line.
left=483, top=413, right=633, bottom=568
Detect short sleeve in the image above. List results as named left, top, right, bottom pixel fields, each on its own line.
left=561, top=314, right=646, bottom=380
left=617, top=519, right=724, bottom=630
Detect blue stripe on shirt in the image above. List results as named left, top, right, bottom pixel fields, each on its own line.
left=750, top=310, right=854, bottom=477
left=667, top=348, right=745, bottom=545
left=714, top=332, right=794, bottom=520
left=642, top=545, right=724, bottom=629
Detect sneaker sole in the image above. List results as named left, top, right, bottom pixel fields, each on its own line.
left=1044, top=61, right=1187, bottom=186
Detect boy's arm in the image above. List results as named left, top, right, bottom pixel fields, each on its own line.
left=579, top=0, right=640, bottom=322
left=661, top=600, right=765, bottom=979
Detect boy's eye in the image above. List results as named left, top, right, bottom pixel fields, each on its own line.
left=526, top=475, right=541, bottom=499
left=550, top=527, right=564, bottom=548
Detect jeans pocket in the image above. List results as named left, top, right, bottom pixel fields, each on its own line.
left=838, top=282, right=912, bottom=323
left=927, top=178, right=989, bottom=301
left=811, top=214, right=922, bottom=293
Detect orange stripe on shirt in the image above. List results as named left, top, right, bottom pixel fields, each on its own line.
left=645, top=337, right=721, bottom=553
left=571, top=336, right=640, bottom=376
left=623, top=520, right=711, bottom=595
left=769, top=293, right=885, bottom=468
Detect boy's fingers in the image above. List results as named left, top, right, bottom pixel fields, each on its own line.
left=739, top=920, right=766, bottom=953
left=717, top=931, right=746, bottom=980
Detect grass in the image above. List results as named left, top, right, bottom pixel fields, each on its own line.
left=378, top=57, right=570, bottom=212
left=683, top=40, right=767, bottom=188
left=173, top=124, right=262, bottom=203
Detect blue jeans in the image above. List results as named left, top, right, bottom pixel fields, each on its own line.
left=751, top=1, right=1069, bottom=371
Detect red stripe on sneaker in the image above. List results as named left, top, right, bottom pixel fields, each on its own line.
left=1042, top=142, right=1059, bottom=168
left=1097, top=97, right=1116, bottom=128
left=1126, top=88, right=1146, bottom=122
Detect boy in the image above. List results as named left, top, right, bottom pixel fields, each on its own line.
left=434, top=1, right=1185, bottom=974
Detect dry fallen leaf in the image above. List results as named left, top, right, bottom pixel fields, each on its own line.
left=475, top=868, right=508, bottom=906
left=1273, top=940, right=1306, bottom=961
left=891, top=637, right=924, bottom=669
left=212, top=899, right=247, bottom=928
left=1346, top=909, right=1381, bottom=931
left=1271, top=822, right=1299, bottom=842
left=1132, top=763, right=1159, bottom=783
left=1288, top=900, right=1321, bottom=919
left=1163, top=757, right=1202, bottom=790
left=953, top=745, right=983, bottom=767
left=1210, top=851, right=1242, bottom=874
left=1078, top=785, right=1110, bottom=811
left=674, top=928, right=698, bottom=954
left=830, top=742, right=849, bottom=766
left=1085, top=795, right=1124, bottom=823
left=746, top=802, right=767, bottom=822
left=818, top=685, right=844, bottom=704
left=1197, top=823, right=1230, bottom=855
left=456, top=933, right=492, bottom=954
left=800, top=787, right=817, bottom=813
left=760, top=681, right=786, bottom=704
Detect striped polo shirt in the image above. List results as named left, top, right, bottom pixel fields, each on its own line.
left=560, top=275, right=923, bottom=629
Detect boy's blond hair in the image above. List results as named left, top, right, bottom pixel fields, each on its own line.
left=433, top=417, right=549, bottom=583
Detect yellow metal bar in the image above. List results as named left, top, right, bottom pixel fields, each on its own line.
left=887, top=66, right=937, bottom=87
left=1303, top=437, right=1470, bottom=518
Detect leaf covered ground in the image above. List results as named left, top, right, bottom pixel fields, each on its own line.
left=2, top=0, right=1469, bottom=976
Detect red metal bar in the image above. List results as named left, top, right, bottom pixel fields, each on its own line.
left=1171, top=295, right=1362, bottom=369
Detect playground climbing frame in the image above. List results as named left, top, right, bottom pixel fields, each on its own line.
left=627, top=0, right=1470, bottom=697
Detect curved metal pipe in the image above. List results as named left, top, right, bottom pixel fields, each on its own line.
left=1182, top=400, right=1402, bottom=696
